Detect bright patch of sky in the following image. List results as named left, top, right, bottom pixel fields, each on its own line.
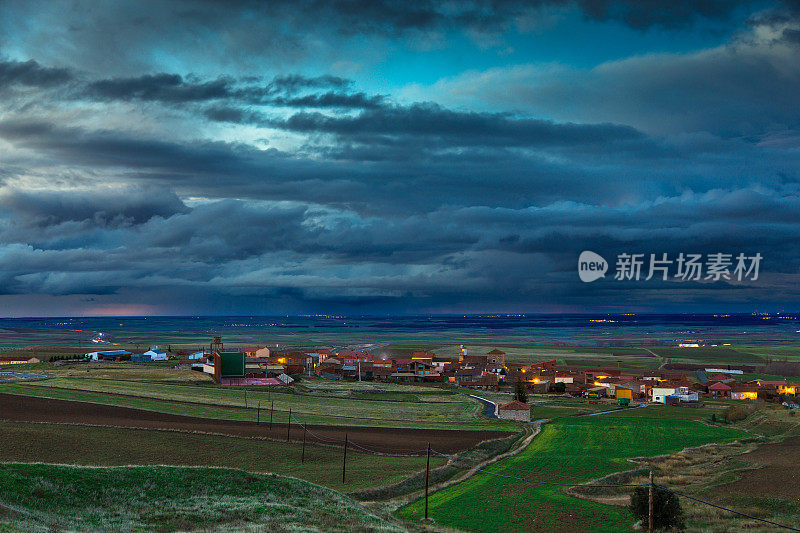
left=351, top=5, right=753, bottom=98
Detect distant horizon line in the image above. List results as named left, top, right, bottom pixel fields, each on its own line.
left=1, top=311, right=797, bottom=320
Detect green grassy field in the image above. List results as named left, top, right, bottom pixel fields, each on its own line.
left=0, top=463, right=400, bottom=532
left=0, top=421, right=444, bottom=493
left=396, top=417, right=747, bottom=532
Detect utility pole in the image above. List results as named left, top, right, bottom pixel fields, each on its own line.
left=425, top=442, right=431, bottom=520
left=358, top=358, right=361, bottom=382
left=648, top=470, right=654, bottom=533
left=342, top=433, right=348, bottom=483
left=287, top=408, right=292, bottom=442
left=269, top=400, right=273, bottom=430
left=301, top=425, right=307, bottom=464
left=257, top=401, right=261, bottom=424
left=244, top=388, right=248, bottom=409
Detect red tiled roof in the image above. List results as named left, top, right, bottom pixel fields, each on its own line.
left=708, top=382, right=732, bottom=390
left=487, top=349, right=506, bottom=355
left=499, top=400, right=529, bottom=410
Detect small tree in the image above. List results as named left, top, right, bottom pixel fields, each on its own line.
left=552, top=382, right=566, bottom=394
left=630, top=485, right=684, bottom=531
left=514, top=380, right=528, bottom=403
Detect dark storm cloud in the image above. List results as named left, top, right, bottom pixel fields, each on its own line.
left=202, top=105, right=262, bottom=125
left=0, top=1, right=776, bottom=79
left=86, top=73, right=234, bottom=102
left=265, top=74, right=351, bottom=94
left=2, top=186, right=798, bottom=307
left=0, top=120, right=259, bottom=174
left=1, top=109, right=796, bottom=218
left=271, top=103, right=645, bottom=148
left=0, top=1, right=798, bottom=313
left=573, top=0, right=742, bottom=30
left=205, top=0, right=764, bottom=33
left=0, top=59, right=72, bottom=89
left=83, top=72, right=366, bottom=106
left=0, top=187, right=188, bottom=229
left=0, top=114, right=683, bottom=213
left=77, top=71, right=381, bottom=112
left=269, top=92, right=386, bottom=109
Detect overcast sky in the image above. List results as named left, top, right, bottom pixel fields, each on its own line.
left=1, top=0, right=799, bottom=316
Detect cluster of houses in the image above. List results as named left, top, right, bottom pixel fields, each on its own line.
left=76, top=341, right=800, bottom=408
left=316, top=346, right=516, bottom=386
left=192, top=345, right=531, bottom=387
left=195, top=345, right=799, bottom=405
left=534, top=368, right=800, bottom=405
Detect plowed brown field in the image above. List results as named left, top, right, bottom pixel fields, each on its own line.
left=0, top=392, right=512, bottom=454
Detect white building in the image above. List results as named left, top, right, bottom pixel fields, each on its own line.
left=85, top=350, right=132, bottom=360
left=652, top=386, right=698, bottom=403
left=143, top=346, right=168, bottom=361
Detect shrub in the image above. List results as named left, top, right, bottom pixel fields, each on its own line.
left=630, top=485, right=684, bottom=531
left=551, top=382, right=566, bottom=394
left=514, top=381, right=528, bottom=403
left=723, top=403, right=759, bottom=423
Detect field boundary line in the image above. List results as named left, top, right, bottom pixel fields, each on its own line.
left=387, top=421, right=543, bottom=510
left=0, top=388, right=501, bottom=429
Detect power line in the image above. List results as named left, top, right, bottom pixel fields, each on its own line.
left=292, top=419, right=430, bottom=455
left=347, top=440, right=428, bottom=456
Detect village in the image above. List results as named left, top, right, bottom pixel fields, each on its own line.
left=3, top=336, right=800, bottom=532
left=44, top=337, right=798, bottom=424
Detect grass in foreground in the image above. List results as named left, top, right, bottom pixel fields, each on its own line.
left=0, top=421, right=443, bottom=493
left=396, top=417, right=747, bottom=532
left=0, top=463, right=401, bottom=532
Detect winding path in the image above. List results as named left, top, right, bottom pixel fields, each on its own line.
left=468, top=394, right=498, bottom=419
